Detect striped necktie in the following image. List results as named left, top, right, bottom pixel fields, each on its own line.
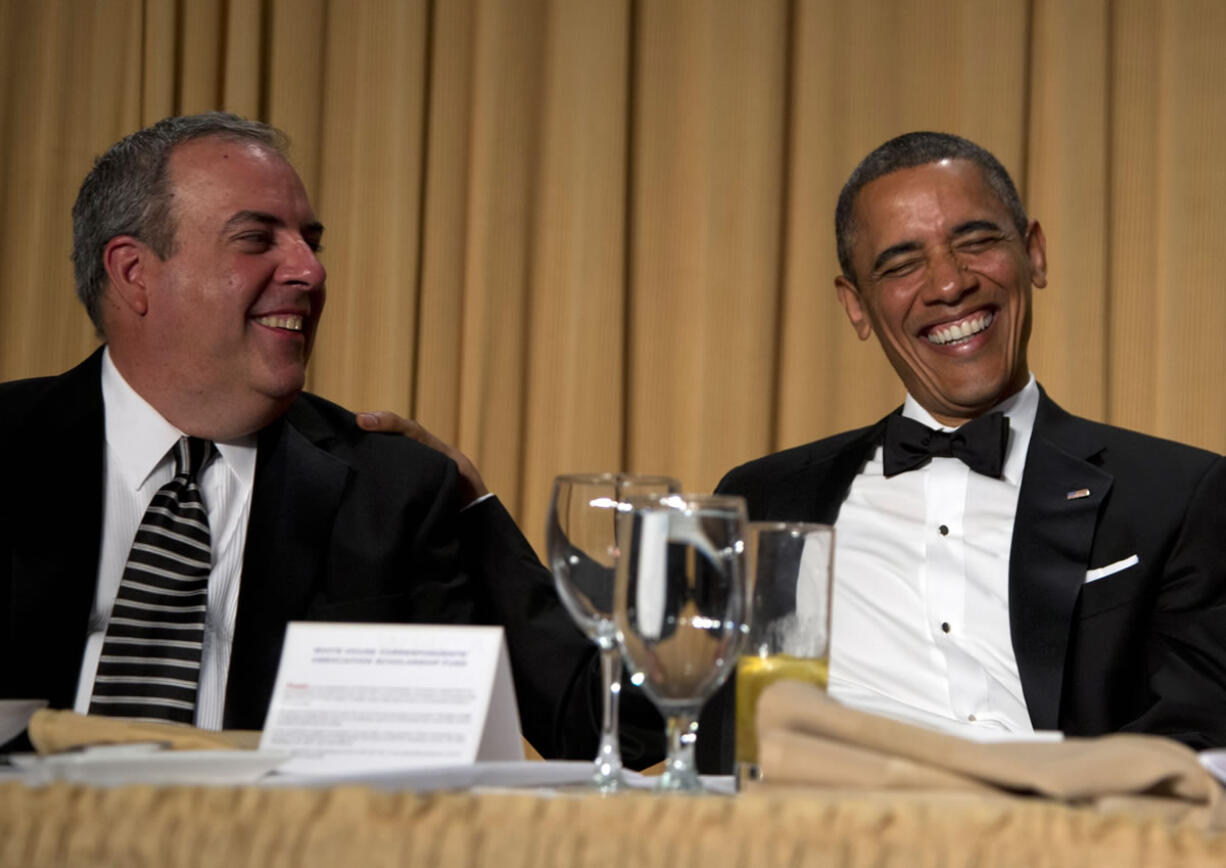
left=89, top=436, right=214, bottom=724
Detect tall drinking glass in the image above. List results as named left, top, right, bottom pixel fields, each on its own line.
left=614, top=494, right=748, bottom=792
left=734, top=522, right=834, bottom=782
left=546, top=473, right=681, bottom=792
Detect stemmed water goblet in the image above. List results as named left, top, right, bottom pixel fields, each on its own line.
left=613, top=493, right=748, bottom=791
left=546, top=473, right=681, bottom=792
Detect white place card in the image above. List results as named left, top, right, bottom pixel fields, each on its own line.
left=259, top=623, right=523, bottom=775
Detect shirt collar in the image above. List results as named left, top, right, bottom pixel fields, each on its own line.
left=101, top=347, right=258, bottom=494
left=900, top=374, right=1039, bottom=485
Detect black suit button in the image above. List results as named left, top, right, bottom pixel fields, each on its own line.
left=939, top=524, right=949, bottom=536
left=941, top=622, right=951, bottom=633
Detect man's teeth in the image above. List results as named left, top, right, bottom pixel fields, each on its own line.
left=926, top=312, right=993, bottom=346
left=255, top=314, right=304, bottom=332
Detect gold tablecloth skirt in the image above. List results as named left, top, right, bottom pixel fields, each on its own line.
left=2, top=782, right=1225, bottom=868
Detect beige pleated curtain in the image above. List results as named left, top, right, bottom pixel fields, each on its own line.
left=2, top=0, right=1225, bottom=553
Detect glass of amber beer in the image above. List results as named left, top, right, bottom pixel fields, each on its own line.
left=735, top=521, right=834, bottom=779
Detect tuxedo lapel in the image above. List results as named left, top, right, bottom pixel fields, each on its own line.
left=824, top=419, right=889, bottom=519
left=792, top=431, right=880, bottom=525
left=7, top=350, right=106, bottom=706
left=731, top=419, right=887, bottom=525
left=223, top=400, right=350, bottom=728
left=1009, top=391, right=1111, bottom=730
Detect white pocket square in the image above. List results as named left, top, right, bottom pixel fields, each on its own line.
left=1085, top=554, right=1139, bottom=583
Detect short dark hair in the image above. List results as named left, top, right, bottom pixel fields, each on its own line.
left=834, top=131, right=1028, bottom=286
left=71, top=112, right=288, bottom=332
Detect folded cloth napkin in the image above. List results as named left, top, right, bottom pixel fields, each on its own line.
left=27, top=709, right=261, bottom=754
left=27, top=709, right=545, bottom=761
left=750, top=680, right=1226, bottom=830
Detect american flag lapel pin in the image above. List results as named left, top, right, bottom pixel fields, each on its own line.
left=1066, top=488, right=1091, bottom=500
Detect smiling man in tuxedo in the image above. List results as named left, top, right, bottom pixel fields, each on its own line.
left=702, top=131, right=1226, bottom=771
left=0, top=113, right=599, bottom=758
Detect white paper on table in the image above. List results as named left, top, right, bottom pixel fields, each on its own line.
left=263, top=759, right=594, bottom=791
left=953, top=728, right=1064, bottom=744
left=11, top=744, right=290, bottom=787
left=259, top=623, right=522, bottom=775
left=263, top=761, right=738, bottom=795
left=622, top=769, right=737, bottom=794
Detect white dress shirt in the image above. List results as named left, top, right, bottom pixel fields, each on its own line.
left=827, top=375, right=1040, bottom=738
left=73, top=349, right=257, bottom=729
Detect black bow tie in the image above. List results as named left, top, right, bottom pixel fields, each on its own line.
left=882, top=411, right=1010, bottom=479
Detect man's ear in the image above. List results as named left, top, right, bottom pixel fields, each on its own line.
left=102, top=235, right=152, bottom=316
left=835, top=275, right=873, bottom=341
left=1026, top=219, right=1048, bottom=289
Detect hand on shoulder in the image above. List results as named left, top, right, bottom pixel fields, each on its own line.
left=356, top=411, right=490, bottom=507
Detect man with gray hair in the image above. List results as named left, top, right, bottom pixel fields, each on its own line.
left=0, top=113, right=599, bottom=758
left=702, top=130, right=1226, bottom=772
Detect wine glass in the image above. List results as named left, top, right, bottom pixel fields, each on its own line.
left=613, top=493, right=748, bottom=791
left=546, top=473, right=681, bottom=792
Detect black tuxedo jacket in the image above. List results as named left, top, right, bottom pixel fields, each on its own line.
left=698, top=388, right=1226, bottom=772
left=0, top=349, right=600, bottom=758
